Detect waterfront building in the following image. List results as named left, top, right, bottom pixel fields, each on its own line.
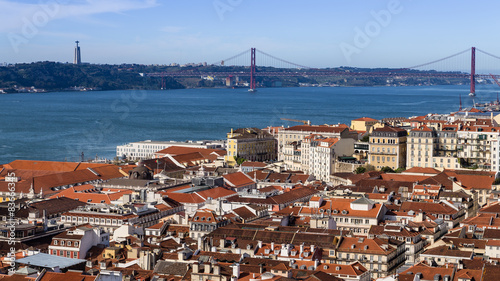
left=225, top=128, right=276, bottom=166
left=368, top=126, right=407, bottom=170
left=350, top=117, right=383, bottom=133
left=116, top=140, right=223, bottom=160
left=406, top=125, right=459, bottom=169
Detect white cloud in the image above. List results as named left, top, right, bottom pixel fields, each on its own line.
left=0, top=0, right=159, bottom=33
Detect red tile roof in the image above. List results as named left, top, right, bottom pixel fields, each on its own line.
left=223, top=172, right=255, bottom=188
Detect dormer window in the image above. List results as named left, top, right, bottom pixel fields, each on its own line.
left=75, top=242, right=79, bottom=247
left=265, top=249, right=270, bottom=254
left=61, top=241, right=65, bottom=246
left=54, top=240, right=58, bottom=245
left=67, top=241, right=71, bottom=246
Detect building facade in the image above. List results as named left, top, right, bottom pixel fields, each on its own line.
left=369, top=126, right=408, bottom=170
left=225, top=128, right=276, bottom=166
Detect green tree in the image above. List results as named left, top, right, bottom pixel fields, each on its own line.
left=360, top=134, right=370, bottom=142
left=234, top=156, right=247, bottom=166
left=380, top=166, right=395, bottom=173
left=354, top=166, right=366, bottom=174
left=395, top=167, right=406, bottom=173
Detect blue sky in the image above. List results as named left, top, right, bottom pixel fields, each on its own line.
left=1, top=0, right=500, bottom=70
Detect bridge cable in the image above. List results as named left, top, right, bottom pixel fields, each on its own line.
left=256, top=49, right=312, bottom=69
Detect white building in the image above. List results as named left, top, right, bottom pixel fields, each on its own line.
left=49, top=225, right=109, bottom=259
left=457, top=126, right=500, bottom=170
left=116, top=140, right=223, bottom=160
left=302, top=135, right=355, bottom=182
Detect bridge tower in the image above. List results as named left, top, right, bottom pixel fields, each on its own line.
left=250, top=48, right=256, bottom=90
left=470, top=47, right=476, bottom=95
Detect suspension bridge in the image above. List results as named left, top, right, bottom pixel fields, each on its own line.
left=147, top=47, right=500, bottom=93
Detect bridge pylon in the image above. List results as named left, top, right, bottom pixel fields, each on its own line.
left=250, top=48, right=256, bottom=90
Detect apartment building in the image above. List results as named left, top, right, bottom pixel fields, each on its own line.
left=369, top=126, right=407, bottom=170
left=225, top=128, right=276, bottom=166
left=457, top=125, right=500, bottom=170
left=278, top=124, right=352, bottom=161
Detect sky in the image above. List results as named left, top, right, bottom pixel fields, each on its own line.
left=1, top=0, right=500, bottom=70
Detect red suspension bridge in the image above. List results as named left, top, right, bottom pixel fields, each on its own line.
left=148, top=47, right=500, bottom=93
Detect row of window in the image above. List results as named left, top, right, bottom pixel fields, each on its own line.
left=50, top=249, right=78, bottom=259
left=371, top=156, right=396, bottom=162
left=62, top=216, right=124, bottom=225
left=53, top=240, right=79, bottom=247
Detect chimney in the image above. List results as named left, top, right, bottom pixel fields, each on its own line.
left=192, top=263, right=199, bottom=273
left=300, top=243, right=304, bottom=254
left=220, top=239, right=226, bottom=248
left=214, top=265, right=220, bottom=275
left=233, top=263, right=240, bottom=278
left=271, top=242, right=274, bottom=250
left=258, top=240, right=263, bottom=248
left=259, top=263, right=264, bottom=274
left=311, top=245, right=315, bottom=253
left=314, top=260, right=319, bottom=270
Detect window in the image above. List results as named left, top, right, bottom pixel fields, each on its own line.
left=54, top=240, right=58, bottom=245
left=75, top=242, right=78, bottom=247
left=67, top=241, right=71, bottom=246
left=61, top=241, right=65, bottom=246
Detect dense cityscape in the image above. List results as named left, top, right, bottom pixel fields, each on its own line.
left=2, top=103, right=500, bottom=280
left=4, top=1, right=500, bottom=281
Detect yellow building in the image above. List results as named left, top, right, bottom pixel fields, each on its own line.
left=369, top=126, right=408, bottom=170
left=225, top=128, right=276, bottom=167
left=350, top=117, right=382, bottom=133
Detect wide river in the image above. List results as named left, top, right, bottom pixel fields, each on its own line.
left=0, top=85, right=497, bottom=163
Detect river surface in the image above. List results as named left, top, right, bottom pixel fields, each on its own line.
left=0, top=85, right=497, bottom=163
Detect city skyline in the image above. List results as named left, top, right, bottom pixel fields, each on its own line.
left=1, top=0, right=500, bottom=70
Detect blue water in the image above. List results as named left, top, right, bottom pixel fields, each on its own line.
left=0, top=85, right=498, bottom=163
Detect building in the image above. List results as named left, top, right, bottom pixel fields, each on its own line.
left=350, top=117, right=382, bottom=133
left=407, top=125, right=459, bottom=169
left=278, top=124, right=352, bottom=162
left=368, top=224, right=426, bottom=264
left=48, top=225, right=109, bottom=259
left=189, top=209, right=230, bottom=238
left=334, top=237, right=406, bottom=279
left=369, top=126, right=407, bottom=170
left=116, top=140, right=223, bottom=161
left=306, top=197, right=386, bottom=235
left=301, top=135, right=355, bottom=181
left=225, top=128, right=276, bottom=166
left=457, top=125, right=500, bottom=170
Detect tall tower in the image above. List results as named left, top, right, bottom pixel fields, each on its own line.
left=74, top=41, right=81, bottom=65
